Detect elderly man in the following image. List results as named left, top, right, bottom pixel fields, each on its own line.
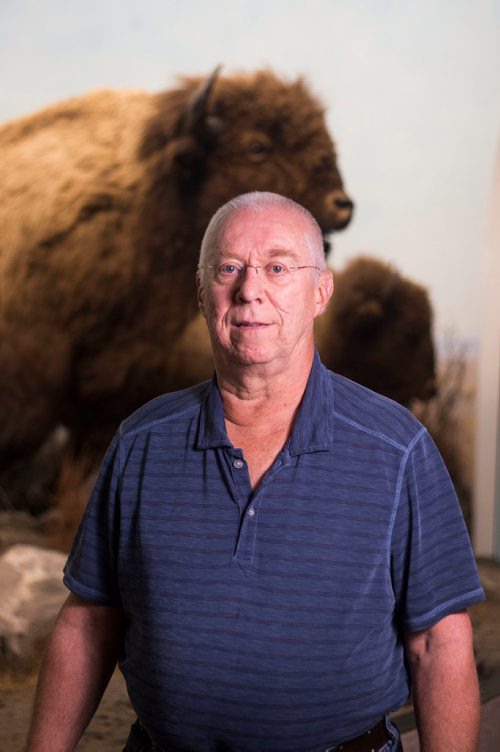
left=27, top=192, right=484, bottom=752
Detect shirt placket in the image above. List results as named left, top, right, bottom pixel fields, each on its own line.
left=226, top=448, right=286, bottom=571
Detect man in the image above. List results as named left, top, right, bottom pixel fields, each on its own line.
left=27, top=192, right=484, bottom=751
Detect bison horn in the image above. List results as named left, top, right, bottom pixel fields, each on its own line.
left=183, top=65, right=223, bottom=138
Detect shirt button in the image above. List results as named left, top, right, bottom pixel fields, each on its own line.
left=248, top=508, right=255, bottom=517
left=233, top=459, right=244, bottom=469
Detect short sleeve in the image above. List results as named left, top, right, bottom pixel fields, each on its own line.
left=63, top=432, right=122, bottom=605
left=391, top=428, right=485, bottom=632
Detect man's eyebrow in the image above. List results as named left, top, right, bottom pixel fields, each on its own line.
left=267, top=248, right=301, bottom=260
left=212, top=247, right=302, bottom=262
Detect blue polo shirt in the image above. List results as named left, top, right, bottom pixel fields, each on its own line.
left=64, top=352, right=484, bottom=751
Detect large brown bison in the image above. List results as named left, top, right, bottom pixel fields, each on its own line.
left=168, top=256, right=437, bottom=407
left=0, top=68, right=353, bottom=465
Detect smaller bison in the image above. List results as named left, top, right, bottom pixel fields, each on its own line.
left=168, top=256, right=437, bottom=407
left=315, top=256, right=436, bottom=405
left=0, top=68, right=353, bottom=467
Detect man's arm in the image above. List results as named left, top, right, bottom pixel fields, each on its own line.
left=26, top=592, right=124, bottom=752
left=404, top=609, right=480, bottom=752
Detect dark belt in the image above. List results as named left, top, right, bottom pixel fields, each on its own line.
left=327, top=719, right=391, bottom=752
left=126, top=718, right=391, bottom=752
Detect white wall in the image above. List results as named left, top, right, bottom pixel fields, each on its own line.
left=473, top=137, right=500, bottom=558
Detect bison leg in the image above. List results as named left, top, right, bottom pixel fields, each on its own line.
left=0, top=328, right=71, bottom=469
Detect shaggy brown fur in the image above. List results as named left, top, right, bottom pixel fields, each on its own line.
left=0, top=69, right=353, bottom=466
left=165, top=255, right=436, bottom=407
left=315, top=256, right=436, bottom=405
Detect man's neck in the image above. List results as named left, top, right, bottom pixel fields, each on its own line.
left=215, top=350, right=314, bottom=429
left=217, top=353, right=314, bottom=489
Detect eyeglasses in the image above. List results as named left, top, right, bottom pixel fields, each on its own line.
left=202, top=261, right=321, bottom=286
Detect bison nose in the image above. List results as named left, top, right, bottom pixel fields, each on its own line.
left=328, top=189, right=354, bottom=229
left=334, top=193, right=354, bottom=212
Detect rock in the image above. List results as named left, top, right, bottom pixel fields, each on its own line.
left=0, top=544, right=67, bottom=672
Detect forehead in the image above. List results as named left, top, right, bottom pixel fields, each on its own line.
left=215, top=207, right=312, bottom=261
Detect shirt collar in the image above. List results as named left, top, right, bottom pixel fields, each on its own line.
left=197, top=373, right=232, bottom=449
left=288, top=349, right=335, bottom=455
left=196, top=349, right=335, bottom=454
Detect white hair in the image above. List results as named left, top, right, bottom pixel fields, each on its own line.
left=198, top=191, right=326, bottom=273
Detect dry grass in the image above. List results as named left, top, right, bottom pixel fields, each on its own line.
left=412, top=337, right=476, bottom=531
left=50, top=453, right=97, bottom=552
left=0, top=668, right=38, bottom=690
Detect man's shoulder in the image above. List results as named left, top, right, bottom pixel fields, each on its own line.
left=325, top=367, right=425, bottom=452
left=119, top=380, right=211, bottom=439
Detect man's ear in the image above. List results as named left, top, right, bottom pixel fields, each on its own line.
left=196, top=270, right=206, bottom=318
left=314, top=269, right=334, bottom=317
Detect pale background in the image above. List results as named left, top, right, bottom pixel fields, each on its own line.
left=1, top=0, right=499, bottom=347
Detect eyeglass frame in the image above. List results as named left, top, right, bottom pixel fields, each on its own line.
left=199, top=261, right=322, bottom=286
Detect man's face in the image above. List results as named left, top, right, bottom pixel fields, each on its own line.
left=197, top=206, right=333, bottom=371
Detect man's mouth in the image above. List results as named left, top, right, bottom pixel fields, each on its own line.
left=235, top=322, right=269, bottom=328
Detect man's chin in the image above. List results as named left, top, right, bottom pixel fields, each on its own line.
left=232, top=352, right=270, bottom=367
left=219, top=345, right=273, bottom=368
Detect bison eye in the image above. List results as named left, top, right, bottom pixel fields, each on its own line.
left=247, top=140, right=271, bottom=162
left=315, top=154, right=336, bottom=175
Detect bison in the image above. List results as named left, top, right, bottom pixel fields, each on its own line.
left=0, top=68, right=353, bottom=466
left=167, top=256, right=437, bottom=407
left=315, top=256, right=437, bottom=405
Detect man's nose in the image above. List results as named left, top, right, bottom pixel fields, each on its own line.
left=234, top=265, right=264, bottom=301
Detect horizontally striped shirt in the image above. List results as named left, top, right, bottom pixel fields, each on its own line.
left=64, top=351, right=484, bottom=751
